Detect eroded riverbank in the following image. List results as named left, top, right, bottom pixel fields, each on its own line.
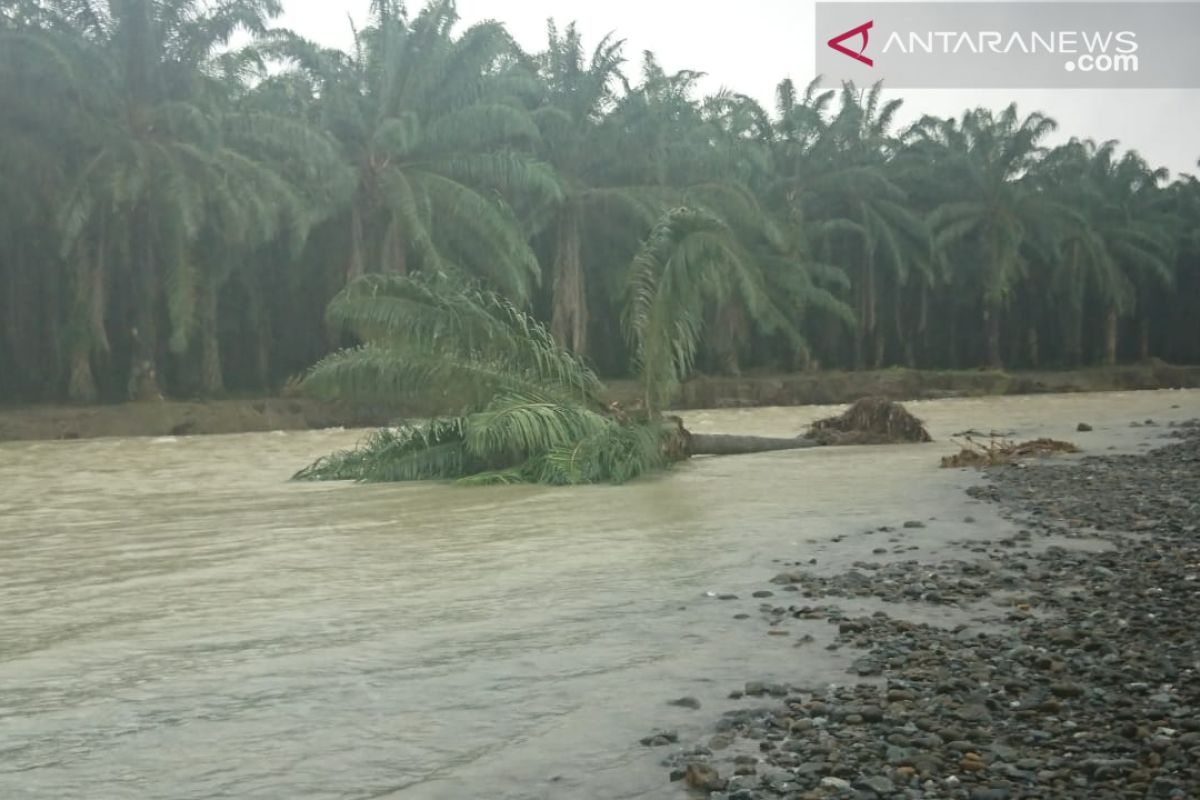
left=2, top=363, right=1198, bottom=443
left=0, top=391, right=1197, bottom=799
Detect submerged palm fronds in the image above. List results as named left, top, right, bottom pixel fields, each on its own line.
left=941, top=437, right=1080, bottom=468
left=294, top=274, right=673, bottom=485
left=807, top=397, right=933, bottom=445
left=294, top=419, right=474, bottom=482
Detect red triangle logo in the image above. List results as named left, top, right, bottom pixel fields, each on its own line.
left=828, top=20, right=874, bottom=67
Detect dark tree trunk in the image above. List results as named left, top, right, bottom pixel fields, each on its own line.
left=550, top=204, right=587, bottom=355
left=1027, top=325, right=1039, bottom=369
left=1064, top=248, right=1084, bottom=367
left=916, top=286, right=929, bottom=368
left=68, top=349, right=97, bottom=403
left=382, top=217, right=407, bottom=275
left=198, top=279, right=223, bottom=396
left=67, top=243, right=100, bottom=403
left=1065, top=308, right=1084, bottom=367
left=712, top=303, right=745, bottom=376
left=1103, top=308, right=1119, bottom=366
left=128, top=223, right=162, bottom=401
left=897, top=283, right=916, bottom=368
left=347, top=204, right=365, bottom=281
left=983, top=305, right=1002, bottom=369
left=1139, top=317, right=1151, bottom=362
left=256, top=310, right=271, bottom=390
left=853, top=259, right=874, bottom=370
left=948, top=312, right=959, bottom=369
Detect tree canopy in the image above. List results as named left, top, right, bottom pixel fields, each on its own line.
left=2, top=0, right=1199, bottom=408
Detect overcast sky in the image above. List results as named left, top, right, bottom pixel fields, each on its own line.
left=277, top=0, right=1199, bottom=176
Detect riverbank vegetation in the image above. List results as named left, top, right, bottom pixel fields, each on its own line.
left=3, top=0, right=1200, bottom=407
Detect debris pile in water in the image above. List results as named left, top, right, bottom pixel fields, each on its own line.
left=807, top=397, right=933, bottom=445
left=941, top=436, right=1079, bottom=468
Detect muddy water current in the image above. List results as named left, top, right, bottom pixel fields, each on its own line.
left=1, top=391, right=1196, bottom=799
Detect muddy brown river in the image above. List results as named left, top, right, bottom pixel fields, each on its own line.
left=1, top=391, right=1197, bottom=799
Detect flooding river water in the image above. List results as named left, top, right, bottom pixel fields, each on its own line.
left=2, top=391, right=1197, bottom=799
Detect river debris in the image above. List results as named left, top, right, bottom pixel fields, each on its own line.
left=941, top=436, right=1079, bottom=468
left=808, top=397, right=933, bottom=446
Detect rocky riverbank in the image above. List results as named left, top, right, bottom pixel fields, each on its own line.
left=653, top=421, right=1200, bottom=799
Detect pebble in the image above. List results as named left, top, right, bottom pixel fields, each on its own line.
left=668, top=696, right=701, bottom=710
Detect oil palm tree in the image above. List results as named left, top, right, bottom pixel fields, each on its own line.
left=777, top=83, right=930, bottom=369
left=3, top=0, right=352, bottom=400
left=1161, top=168, right=1200, bottom=364
left=623, top=192, right=853, bottom=412
left=532, top=22, right=663, bottom=357
left=272, top=0, right=560, bottom=302
left=1038, top=139, right=1173, bottom=365
left=912, top=104, right=1064, bottom=368
left=0, top=9, right=90, bottom=399
left=1095, top=150, right=1174, bottom=364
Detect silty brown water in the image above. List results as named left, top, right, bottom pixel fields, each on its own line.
left=1, top=391, right=1196, bottom=799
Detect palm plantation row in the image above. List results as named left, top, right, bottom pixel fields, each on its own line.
left=2, top=0, right=1199, bottom=406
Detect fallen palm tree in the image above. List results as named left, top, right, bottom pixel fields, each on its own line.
left=294, top=275, right=677, bottom=485
left=941, top=437, right=1080, bottom=468
left=294, top=276, right=930, bottom=485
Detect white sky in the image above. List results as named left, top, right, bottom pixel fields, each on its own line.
left=277, top=0, right=1199, bottom=176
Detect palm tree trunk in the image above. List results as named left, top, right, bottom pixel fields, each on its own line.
left=688, top=434, right=821, bottom=456
left=713, top=303, right=745, bottom=376
left=917, top=285, right=929, bottom=367
left=256, top=309, right=271, bottom=390
left=67, top=245, right=100, bottom=403
left=1, top=248, right=19, bottom=378
left=1065, top=306, right=1084, bottom=367
left=853, top=268, right=868, bottom=370
left=550, top=204, right=587, bottom=355
left=382, top=218, right=407, bottom=275
left=348, top=205, right=366, bottom=280
left=896, top=283, right=915, bottom=368
left=128, top=223, right=162, bottom=401
left=861, top=260, right=878, bottom=369
left=948, top=311, right=959, bottom=369
left=1064, top=247, right=1084, bottom=367
left=198, top=279, right=224, bottom=396
left=1103, top=307, right=1118, bottom=366
left=67, top=349, right=96, bottom=403
left=983, top=304, right=1002, bottom=369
